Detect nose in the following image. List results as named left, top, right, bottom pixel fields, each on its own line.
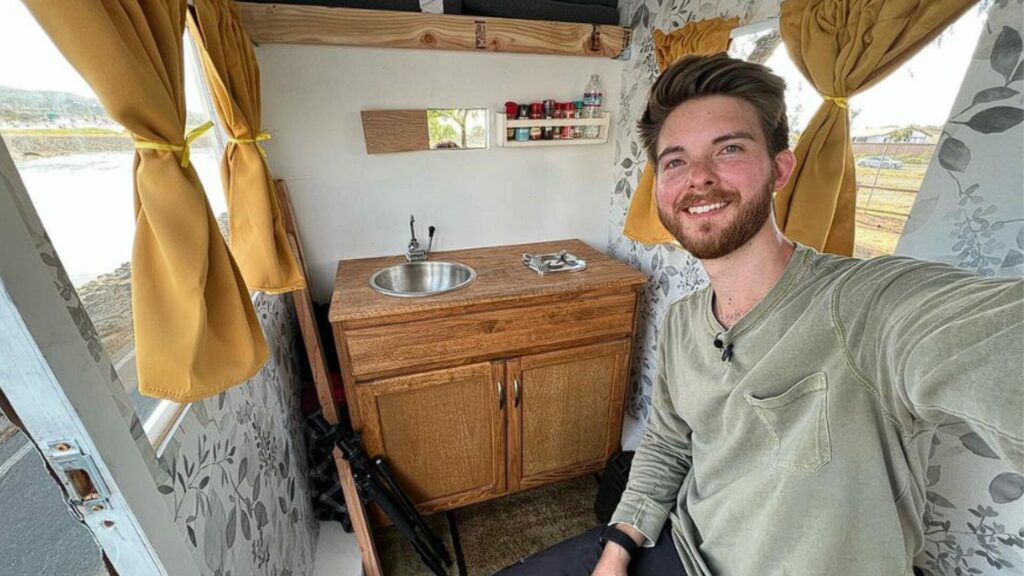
left=686, top=159, right=718, bottom=190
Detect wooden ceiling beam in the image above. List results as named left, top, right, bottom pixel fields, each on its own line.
left=237, top=2, right=630, bottom=59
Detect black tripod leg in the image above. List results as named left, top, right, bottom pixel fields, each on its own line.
left=373, top=457, right=453, bottom=566
left=362, top=474, right=449, bottom=576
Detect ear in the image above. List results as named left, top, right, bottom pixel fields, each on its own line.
left=771, top=149, right=797, bottom=191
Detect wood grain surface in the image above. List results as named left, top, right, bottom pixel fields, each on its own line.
left=343, top=289, right=636, bottom=381
left=355, top=362, right=507, bottom=514
left=329, top=239, right=648, bottom=324
left=512, top=339, right=630, bottom=491
left=238, top=2, right=630, bottom=58
left=360, top=110, right=429, bottom=155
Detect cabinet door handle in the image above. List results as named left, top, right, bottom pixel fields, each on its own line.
left=497, top=380, right=505, bottom=410
left=513, top=377, right=521, bottom=408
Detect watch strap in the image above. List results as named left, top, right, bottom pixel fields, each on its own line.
left=600, top=525, right=639, bottom=557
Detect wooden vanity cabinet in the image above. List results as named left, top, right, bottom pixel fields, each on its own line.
left=354, top=362, right=507, bottom=513
left=330, top=241, right=647, bottom=517
left=508, top=339, right=631, bottom=493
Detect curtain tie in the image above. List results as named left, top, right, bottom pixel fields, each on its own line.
left=133, top=121, right=214, bottom=168
left=228, top=130, right=271, bottom=158
left=823, top=95, right=849, bottom=109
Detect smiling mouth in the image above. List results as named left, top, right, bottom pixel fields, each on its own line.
left=686, top=202, right=728, bottom=215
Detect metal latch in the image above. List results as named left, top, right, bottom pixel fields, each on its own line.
left=46, top=440, right=112, bottom=514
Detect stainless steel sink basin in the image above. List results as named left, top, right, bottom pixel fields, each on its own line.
left=369, top=261, right=477, bottom=297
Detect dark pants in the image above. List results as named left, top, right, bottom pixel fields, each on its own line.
left=493, top=523, right=686, bottom=576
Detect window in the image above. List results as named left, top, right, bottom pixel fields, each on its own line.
left=0, top=1, right=227, bottom=447
left=729, top=8, right=986, bottom=257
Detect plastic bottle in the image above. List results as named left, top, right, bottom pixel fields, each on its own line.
left=583, top=74, right=603, bottom=139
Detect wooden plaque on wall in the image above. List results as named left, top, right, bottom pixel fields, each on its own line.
left=360, top=109, right=430, bottom=154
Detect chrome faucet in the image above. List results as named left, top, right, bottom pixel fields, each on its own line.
left=406, top=215, right=435, bottom=262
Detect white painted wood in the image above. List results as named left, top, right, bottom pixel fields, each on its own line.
left=0, top=138, right=201, bottom=576
left=495, top=112, right=610, bottom=147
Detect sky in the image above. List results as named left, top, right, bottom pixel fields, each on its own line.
left=740, top=6, right=987, bottom=132
left=0, top=0, right=207, bottom=112
left=0, top=0, right=989, bottom=131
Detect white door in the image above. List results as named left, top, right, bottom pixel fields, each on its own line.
left=0, top=137, right=201, bottom=576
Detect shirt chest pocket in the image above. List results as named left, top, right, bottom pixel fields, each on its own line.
left=744, top=372, right=831, bottom=472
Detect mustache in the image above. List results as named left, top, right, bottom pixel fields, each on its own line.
left=672, top=189, right=741, bottom=213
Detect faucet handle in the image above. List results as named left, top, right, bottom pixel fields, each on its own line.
left=409, top=214, right=418, bottom=242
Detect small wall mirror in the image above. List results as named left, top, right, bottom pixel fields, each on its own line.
left=427, top=109, right=487, bottom=150
left=360, top=108, right=488, bottom=154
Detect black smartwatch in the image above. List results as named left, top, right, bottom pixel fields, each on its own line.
left=599, top=525, right=640, bottom=557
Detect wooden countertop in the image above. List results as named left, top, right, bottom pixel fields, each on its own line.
left=329, top=239, right=648, bottom=324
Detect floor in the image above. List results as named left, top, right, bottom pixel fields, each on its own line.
left=375, top=475, right=600, bottom=576
left=314, top=520, right=363, bottom=576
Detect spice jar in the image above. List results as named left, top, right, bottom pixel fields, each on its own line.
left=504, top=101, right=518, bottom=141
left=515, top=104, right=531, bottom=141
left=529, top=103, right=543, bottom=141
left=561, top=103, right=575, bottom=140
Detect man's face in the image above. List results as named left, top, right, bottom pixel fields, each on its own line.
left=653, top=95, right=794, bottom=260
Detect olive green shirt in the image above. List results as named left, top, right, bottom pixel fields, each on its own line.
left=610, top=245, right=1024, bottom=575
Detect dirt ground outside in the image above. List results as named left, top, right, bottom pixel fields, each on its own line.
left=853, top=152, right=931, bottom=259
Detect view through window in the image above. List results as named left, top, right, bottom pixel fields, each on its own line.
left=0, top=1, right=228, bottom=430
left=730, top=8, right=987, bottom=258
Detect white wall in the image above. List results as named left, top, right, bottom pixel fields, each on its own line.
left=257, top=44, right=624, bottom=302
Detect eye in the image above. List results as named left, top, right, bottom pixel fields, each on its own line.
left=721, top=144, right=743, bottom=154
left=664, top=158, right=685, bottom=170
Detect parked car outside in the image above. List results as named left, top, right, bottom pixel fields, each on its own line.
left=856, top=155, right=904, bottom=169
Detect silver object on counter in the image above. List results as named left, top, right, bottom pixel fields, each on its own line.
left=522, top=250, right=587, bottom=275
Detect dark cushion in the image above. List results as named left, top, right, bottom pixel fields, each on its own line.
left=463, top=0, right=620, bottom=25
left=242, top=0, right=463, bottom=13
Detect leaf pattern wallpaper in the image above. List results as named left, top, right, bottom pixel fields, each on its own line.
left=896, top=2, right=1024, bottom=573
left=609, top=0, right=1023, bottom=573
left=155, top=292, right=318, bottom=576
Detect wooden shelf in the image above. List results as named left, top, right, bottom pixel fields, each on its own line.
left=495, top=111, right=609, bottom=147
left=237, top=3, right=630, bottom=58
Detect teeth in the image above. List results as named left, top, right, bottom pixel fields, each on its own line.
left=687, top=202, right=726, bottom=215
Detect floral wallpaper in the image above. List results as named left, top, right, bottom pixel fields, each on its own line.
left=608, top=0, right=1023, bottom=574
left=156, top=292, right=318, bottom=576
left=896, top=2, right=1024, bottom=574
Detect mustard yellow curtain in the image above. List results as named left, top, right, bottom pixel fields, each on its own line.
left=776, top=0, right=977, bottom=255
left=187, top=0, right=305, bottom=294
left=24, top=0, right=268, bottom=402
left=622, top=17, right=739, bottom=245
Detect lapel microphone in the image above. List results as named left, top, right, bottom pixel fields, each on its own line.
left=713, top=333, right=734, bottom=362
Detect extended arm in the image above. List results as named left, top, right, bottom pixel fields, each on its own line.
left=608, top=310, right=693, bottom=547
left=836, top=257, right=1024, bottom=472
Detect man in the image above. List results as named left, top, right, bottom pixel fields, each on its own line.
left=495, top=53, right=1023, bottom=575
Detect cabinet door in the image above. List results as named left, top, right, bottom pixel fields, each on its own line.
left=355, top=361, right=506, bottom=514
left=508, top=339, right=631, bottom=492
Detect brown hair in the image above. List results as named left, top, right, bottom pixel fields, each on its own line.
left=639, top=52, right=789, bottom=167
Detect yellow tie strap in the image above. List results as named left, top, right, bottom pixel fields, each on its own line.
left=823, top=95, right=849, bottom=109
left=133, top=121, right=214, bottom=168
left=228, top=131, right=272, bottom=158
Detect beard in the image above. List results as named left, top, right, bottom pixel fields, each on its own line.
left=657, top=177, right=774, bottom=260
